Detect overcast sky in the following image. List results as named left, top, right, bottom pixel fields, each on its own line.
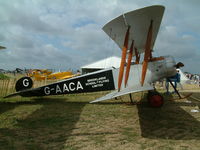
left=0, top=0, right=199, bottom=73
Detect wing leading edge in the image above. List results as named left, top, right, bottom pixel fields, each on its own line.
left=90, top=83, right=154, bottom=103
left=102, top=5, right=165, bottom=56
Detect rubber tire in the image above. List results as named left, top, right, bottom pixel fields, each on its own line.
left=148, top=91, right=164, bottom=108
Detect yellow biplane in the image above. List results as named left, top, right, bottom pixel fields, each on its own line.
left=28, top=69, right=79, bottom=81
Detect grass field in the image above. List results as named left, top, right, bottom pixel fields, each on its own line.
left=0, top=74, right=10, bottom=80
left=0, top=85, right=200, bottom=150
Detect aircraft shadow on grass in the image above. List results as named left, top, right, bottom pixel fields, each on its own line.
left=137, top=92, right=200, bottom=140
left=1, top=92, right=200, bottom=149
left=0, top=97, right=117, bottom=149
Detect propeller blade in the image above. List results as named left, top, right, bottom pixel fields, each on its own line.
left=118, top=26, right=130, bottom=92
left=124, top=40, right=134, bottom=87
left=141, top=20, right=153, bottom=86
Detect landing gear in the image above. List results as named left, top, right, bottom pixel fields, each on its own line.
left=147, top=91, right=164, bottom=108
left=129, top=94, right=133, bottom=103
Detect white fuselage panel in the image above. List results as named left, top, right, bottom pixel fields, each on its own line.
left=112, top=55, right=176, bottom=90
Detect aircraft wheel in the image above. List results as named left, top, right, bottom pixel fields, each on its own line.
left=147, top=91, right=164, bottom=108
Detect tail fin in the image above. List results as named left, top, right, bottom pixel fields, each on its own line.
left=15, top=77, right=33, bottom=92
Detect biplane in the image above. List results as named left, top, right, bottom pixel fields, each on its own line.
left=4, top=5, right=187, bottom=107
left=27, top=69, right=79, bottom=81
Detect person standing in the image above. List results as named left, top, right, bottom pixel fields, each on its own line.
left=166, top=70, right=181, bottom=93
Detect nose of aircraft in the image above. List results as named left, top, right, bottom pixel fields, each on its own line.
left=164, top=55, right=177, bottom=77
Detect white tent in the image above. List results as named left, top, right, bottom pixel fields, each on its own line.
left=81, top=56, right=121, bottom=74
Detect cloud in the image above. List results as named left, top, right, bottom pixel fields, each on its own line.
left=156, top=24, right=200, bottom=73
left=0, top=0, right=199, bottom=73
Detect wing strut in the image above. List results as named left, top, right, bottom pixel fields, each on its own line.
left=124, top=40, right=134, bottom=87
left=134, top=48, right=140, bottom=64
left=141, top=20, right=153, bottom=86
left=118, top=26, right=130, bottom=92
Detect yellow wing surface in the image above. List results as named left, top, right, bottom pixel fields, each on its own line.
left=28, top=69, right=77, bottom=81
left=47, top=71, right=74, bottom=80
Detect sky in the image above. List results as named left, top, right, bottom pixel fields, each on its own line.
left=0, top=0, right=200, bottom=73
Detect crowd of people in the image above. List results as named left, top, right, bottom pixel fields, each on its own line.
left=185, top=73, right=200, bottom=85
left=155, top=70, right=200, bottom=94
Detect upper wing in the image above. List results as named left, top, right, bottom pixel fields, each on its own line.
left=102, top=5, right=165, bottom=56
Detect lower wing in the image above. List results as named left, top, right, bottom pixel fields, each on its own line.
left=90, top=84, right=154, bottom=103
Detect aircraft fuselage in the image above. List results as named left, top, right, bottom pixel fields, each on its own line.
left=5, top=55, right=176, bottom=98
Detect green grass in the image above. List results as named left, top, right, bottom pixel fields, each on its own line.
left=0, top=91, right=200, bottom=150
left=0, top=73, right=10, bottom=79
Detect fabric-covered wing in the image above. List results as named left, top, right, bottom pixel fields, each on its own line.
left=102, top=5, right=165, bottom=56
left=90, top=83, right=154, bottom=103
